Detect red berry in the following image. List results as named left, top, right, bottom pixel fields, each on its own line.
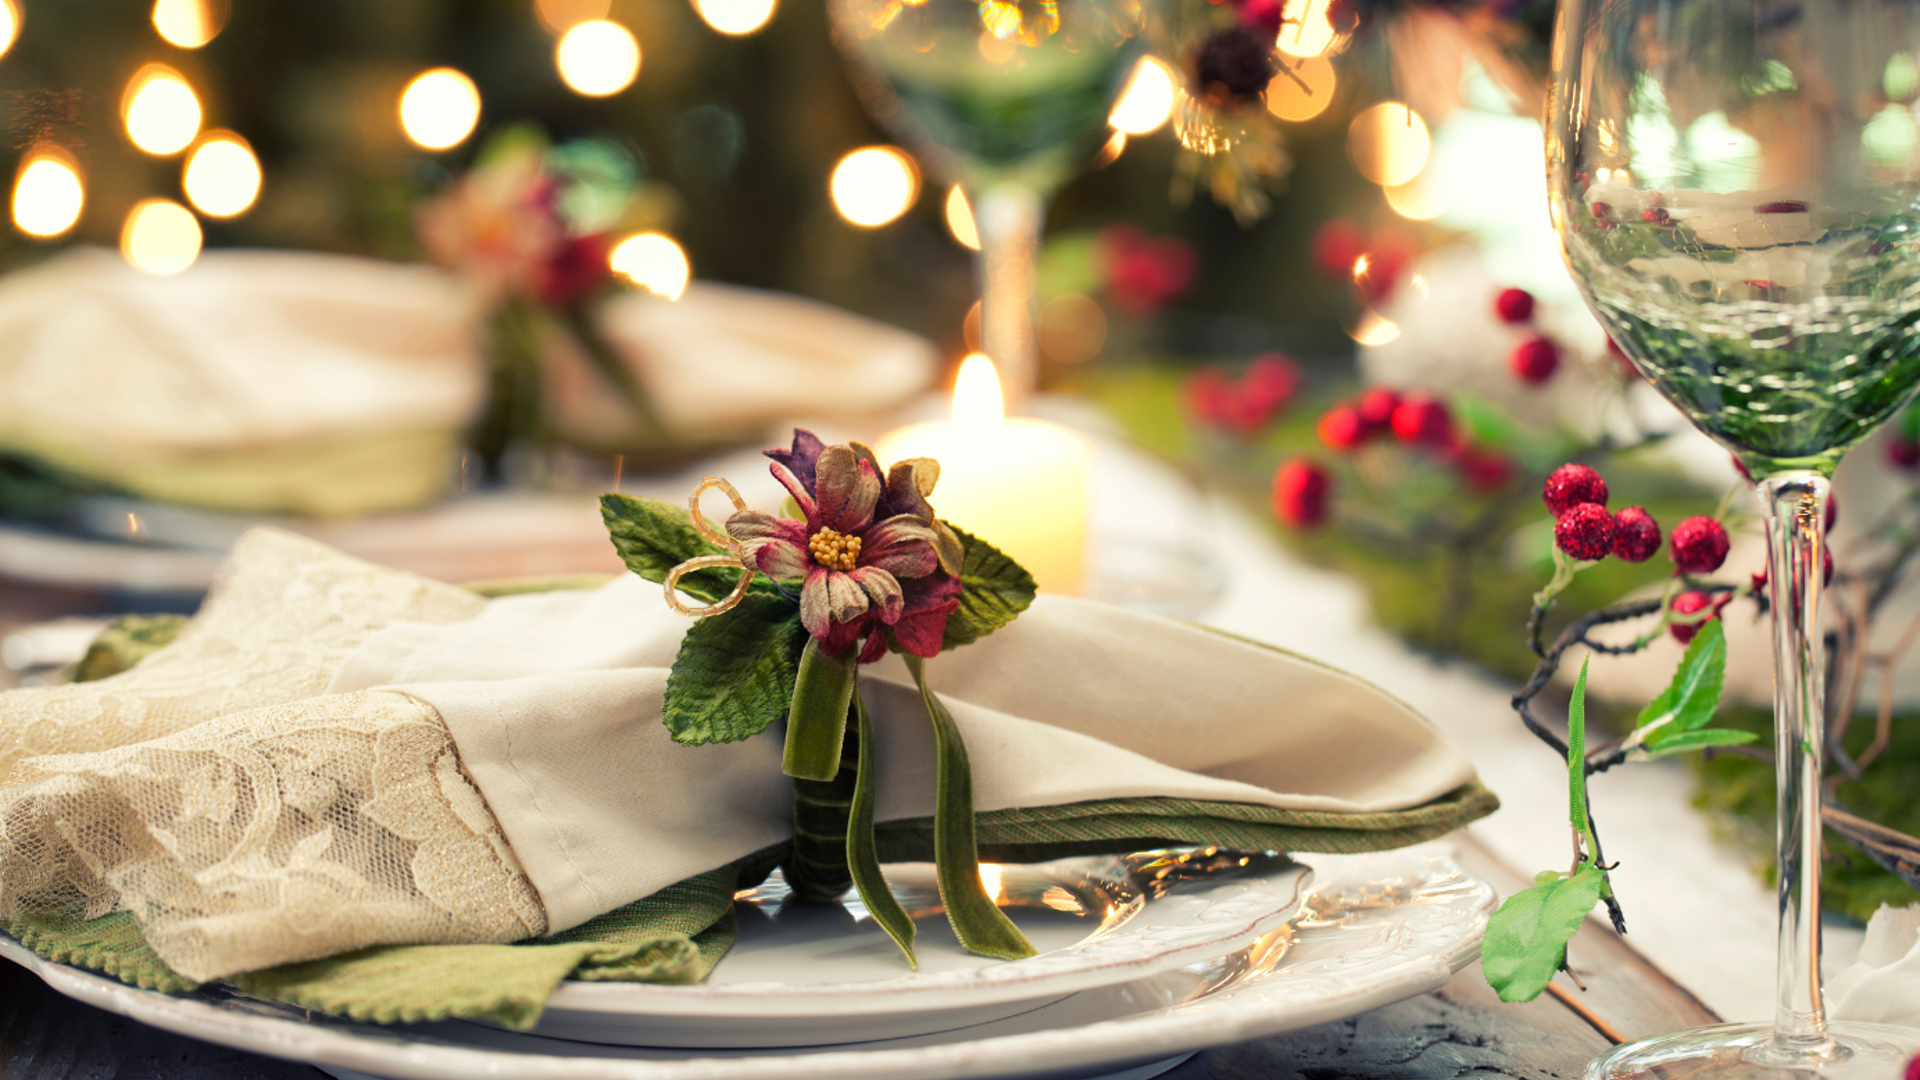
left=1390, top=394, right=1454, bottom=447
left=1825, top=547, right=1836, bottom=587
left=1888, top=435, right=1920, bottom=470
left=1591, top=201, right=1612, bottom=218
left=1543, top=463, right=1609, bottom=517
left=1641, top=207, right=1673, bottom=225
left=1273, top=459, right=1331, bottom=528
left=1234, top=0, right=1284, bottom=35
left=1356, top=387, right=1401, bottom=430
left=1904, top=1051, right=1920, bottom=1080
left=1612, top=507, right=1662, bottom=562
left=1556, top=502, right=1615, bottom=562
left=1752, top=566, right=1769, bottom=594
left=1312, top=219, right=1367, bottom=278
left=1670, top=591, right=1717, bottom=644
left=1510, top=336, right=1561, bottom=384
left=1318, top=404, right=1369, bottom=450
left=1825, top=493, right=1837, bottom=533
left=1494, top=287, right=1536, bottom=324
left=1670, top=516, right=1731, bottom=574
left=1454, top=445, right=1514, bottom=491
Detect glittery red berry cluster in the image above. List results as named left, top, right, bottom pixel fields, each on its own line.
left=1541, top=463, right=1667, bottom=565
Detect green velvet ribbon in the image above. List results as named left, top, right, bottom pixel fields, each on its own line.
left=779, top=642, right=1037, bottom=967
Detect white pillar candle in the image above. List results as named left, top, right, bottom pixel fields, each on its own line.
left=875, top=354, right=1092, bottom=596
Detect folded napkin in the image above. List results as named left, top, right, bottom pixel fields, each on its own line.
left=0, top=528, right=1494, bottom=1026
left=1828, top=903, right=1920, bottom=1026
left=0, top=251, right=934, bottom=516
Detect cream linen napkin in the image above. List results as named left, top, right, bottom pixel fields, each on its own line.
left=1828, top=904, right=1920, bottom=1025
left=0, top=527, right=1480, bottom=982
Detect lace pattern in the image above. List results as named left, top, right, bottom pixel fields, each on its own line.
left=0, top=527, right=484, bottom=784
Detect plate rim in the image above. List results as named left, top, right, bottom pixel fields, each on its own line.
left=0, top=844, right=1494, bottom=1080
left=539, top=855, right=1315, bottom=1019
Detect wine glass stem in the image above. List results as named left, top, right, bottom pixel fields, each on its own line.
left=1760, top=471, right=1835, bottom=1058
left=976, top=183, right=1043, bottom=411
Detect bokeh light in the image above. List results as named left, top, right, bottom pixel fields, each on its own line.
left=945, top=186, right=980, bottom=251
left=1348, top=310, right=1400, bottom=346
left=1384, top=172, right=1450, bottom=221
left=1276, top=0, right=1337, bottom=58
left=1108, top=56, right=1177, bottom=136
left=694, top=0, right=777, bottom=36
left=611, top=232, right=691, bottom=299
left=399, top=68, right=481, bottom=151
left=121, top=198, right=202, bottom=275
left=152, top=0, right=225, bottom=47
left=830, top=146, right=918, bottom=228
left=1348, top=102, right=1430, bottom=187
left=0, top=0, right=20, bottom=60
left=556, top=19, right=640, bottom=96
left=123, top=66, right=202, bottom=156
left=1265, top=56, right=1336, bottom=122
left=12, top=154, right=83, bottom=239
left=535, top=0, right=609, bottom=33
left=183, top=132, right=261, bottom=218
left=1038, top=294, right=1107, bottom=365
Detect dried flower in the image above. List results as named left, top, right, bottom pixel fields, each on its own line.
left=1191, top=27, right=1278, bottom=109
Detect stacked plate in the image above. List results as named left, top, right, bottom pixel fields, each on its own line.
left=0, top=843, right=1496, bottom=1080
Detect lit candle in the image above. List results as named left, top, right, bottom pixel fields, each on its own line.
left=875, top=354, right=1092, bottom=595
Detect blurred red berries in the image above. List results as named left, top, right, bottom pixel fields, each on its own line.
left=1670, top=516, right=1731, bottom=574
left=1453, top=444, right=1515, bottom=491
left=1612, top=507, right=1662, bottom=563
left=1273, top=459, right=1331, bottom=527
left=1670, top=591, right=1719, bottom=644
left=1391, top=394, right=1454, bottom=447
left=1494, top=287, right=1536, bottom=324
left=1311, top=219, right=1367, bottom=278
left=1317, top=404, right=1368, bottom=450
left=1187, top=354, right=1301, bottom=436
left=1889, top=435, right=1920, bottom=470
left=1234, top=0, right=1284, bottom=35
left=1356, top=387, right=1400, bottom=430
left=1510, top=336, right=1561, bottom=384
left=1556, top=503, right=1616, bottom=561
left=1099, top=226, right=1196, bottom=315
left=1543, top=463, right=1609, bottom=518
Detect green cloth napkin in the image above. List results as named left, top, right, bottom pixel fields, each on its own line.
left=3, top=782, right=1495, bottom=1029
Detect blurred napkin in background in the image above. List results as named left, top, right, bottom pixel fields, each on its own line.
left=0, top=250, right=936, bottom=518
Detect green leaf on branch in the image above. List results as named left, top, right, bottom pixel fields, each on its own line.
left=940, top=525, right=1038, bottom=651
left=662, top=593, right=807, bottom=745
left=1636, top=620, right=1727, bottom=751
left=1481, top=862, right=1608, bottom=1002
left=1568, top=656, right=1591, bottom=840
left=1643, top=727, right=1758, bottom=759
left=600, top=493, right=774, bottom=605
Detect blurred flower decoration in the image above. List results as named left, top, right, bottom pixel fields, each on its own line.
left=1151, top=0, right=1300, bottom=224
left=416, top=125, right=666, bottom=479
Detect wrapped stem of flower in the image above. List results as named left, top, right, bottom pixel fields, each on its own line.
left=599, top=429, right=1041, bottom=966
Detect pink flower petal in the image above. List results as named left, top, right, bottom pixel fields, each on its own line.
left=825, top=569, right=871, bottom=625
left=848, top=566, right=905, bottom=624
left=800, top=567, right=834, bottom=638
left=814, top=445, right=881, bottom=534
left=891, top=596, right=960, bottom=657
left=769, top=461, right=816, bottom=518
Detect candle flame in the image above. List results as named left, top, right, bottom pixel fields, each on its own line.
left=953, top=352, right=1004, bottom=427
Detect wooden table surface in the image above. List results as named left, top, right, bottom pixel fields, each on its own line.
left=0, top=834, right=1718, bottom=1080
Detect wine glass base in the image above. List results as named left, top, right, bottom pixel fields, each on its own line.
left=1587, top=1022, right=1920, bottom=1080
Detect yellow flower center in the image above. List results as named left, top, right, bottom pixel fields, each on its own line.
left=808, top=527, right=862, bottom=572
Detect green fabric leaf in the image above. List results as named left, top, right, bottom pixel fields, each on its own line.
left=662, top=593, right=806, bottom=745
left=600, top=493, right=760, bottom=605
left=784, top=637, right=856, bottom=780
left=1481, top=862, right=1607, bottom=1003
left=940, top=525, right=1038, bottom=651
left=1643, top=727, right=1760, bottom=759
left=846, top=682, right=918, bottom=968
left=1568, top=657, right=1590, bottom=836
left=905, top=654, right=1038, bottom=961
left=1637, top=619, right=1727, bottom=747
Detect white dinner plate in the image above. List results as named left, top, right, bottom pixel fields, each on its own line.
left=526, top=850, right=1311, bottom=1047
left=0, top=845, right=1495, bottom=1080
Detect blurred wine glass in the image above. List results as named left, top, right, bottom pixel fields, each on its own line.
left=1550, top=0, right=1920, bottom=1076
left=827, top=0, right=1144, bottom=404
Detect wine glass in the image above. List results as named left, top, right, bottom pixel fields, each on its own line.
left=1550, top=0, right=1920, bottom=1076
left=827, top=0, right=1145, bottom=406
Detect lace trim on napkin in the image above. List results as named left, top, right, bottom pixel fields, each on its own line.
left=0, top=526, right=483, bottom=783
left=0, top=689, right=547, bottom=982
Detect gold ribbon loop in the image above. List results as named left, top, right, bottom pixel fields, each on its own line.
left=664, top=554, right=757, bottom=617
left=689, top=477, right=749, bottom=552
